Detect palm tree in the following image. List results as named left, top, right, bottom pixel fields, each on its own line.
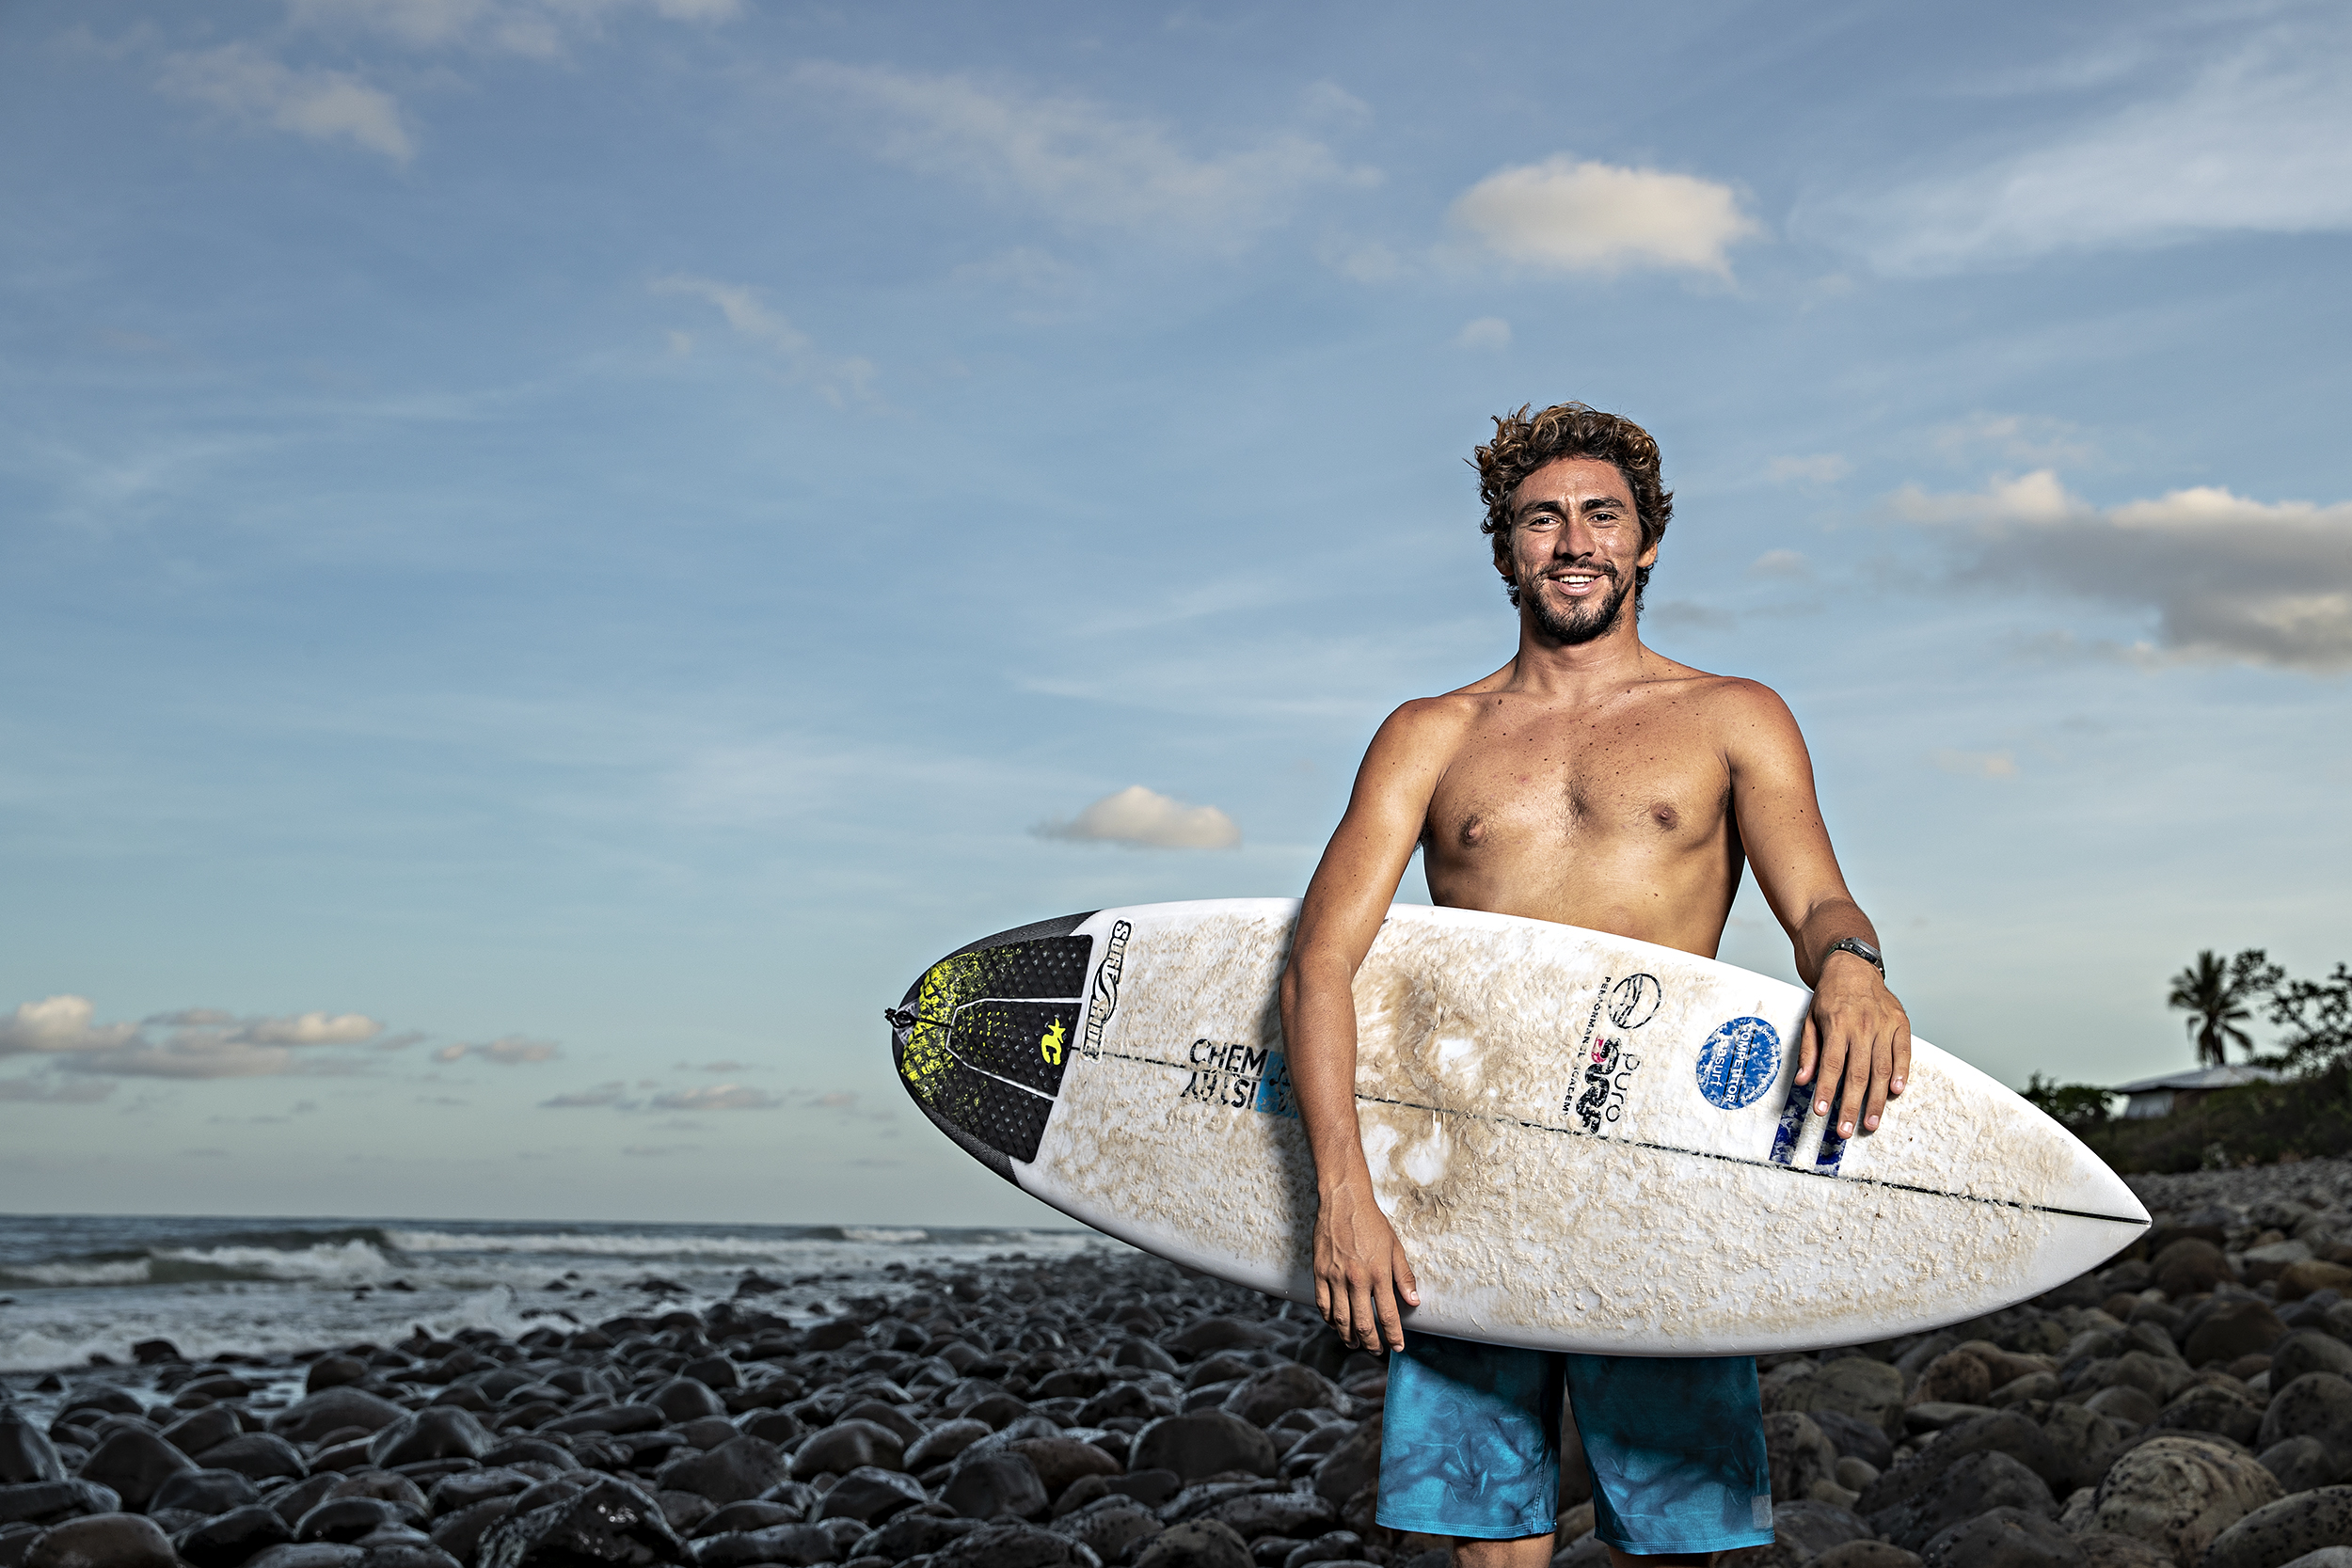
left=2168, top=949, right=2279, bottom=1068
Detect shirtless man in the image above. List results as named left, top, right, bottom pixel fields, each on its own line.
left=1278, top=403, right=1911, bottom=1568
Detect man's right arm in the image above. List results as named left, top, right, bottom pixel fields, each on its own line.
left=1279, top=700, right=1454, bottom=1352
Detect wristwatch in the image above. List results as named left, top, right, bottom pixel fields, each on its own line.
left=1825, top=937, right=1884, bottom=977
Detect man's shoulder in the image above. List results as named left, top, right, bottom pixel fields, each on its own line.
left=1639, top=651, right=1791, bottom=715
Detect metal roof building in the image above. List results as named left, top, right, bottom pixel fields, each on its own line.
left=2112, top=1063, right=2287, bottom=1120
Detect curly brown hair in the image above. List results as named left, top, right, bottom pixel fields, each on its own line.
left=1474, top=402, right=1673, bottom=607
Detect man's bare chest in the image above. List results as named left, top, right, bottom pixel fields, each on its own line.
left=1426, top=709, right=1729, bottom=853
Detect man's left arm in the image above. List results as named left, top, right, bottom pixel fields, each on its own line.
left=1720, top=681, right=1913, bottom=1140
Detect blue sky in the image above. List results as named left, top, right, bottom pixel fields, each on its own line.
left=2, top=0, right=2347, bottom=1225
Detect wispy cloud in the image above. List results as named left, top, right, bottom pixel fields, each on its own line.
left=542, top=1081, right=631, bottom=1109
left=1449, top=154, right=1759, bottom=277
left=1892, top=471, right=2352, bottom=672
left=1820, top=23, right=2352, bottom=274
left=1749, top=549, right=1811, bottom=579
left=1035, top=784, right=1242, bottom=850
left=648, top=1084, right=779, bottom=1111
left=650, top=276, right=878, bottom=405
left=287, top=0, right=742, bottom=59
left=794, top=61, right=1375, bottom=247
left=1931, top=749, right=2020, bottom=780
left=158, top=44, right=414, bottom=163
left=433, top=1035, right=561, bottom=1065
left=1931, top=414, right=2094, bottom=469
left=1764, top=455, right=1849, bottom=486
left=1454, top=317, right=1511, bottom=351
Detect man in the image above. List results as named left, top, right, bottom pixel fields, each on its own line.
left=1278, top=402, right=1911, bottom=1568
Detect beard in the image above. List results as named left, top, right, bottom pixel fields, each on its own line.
left=1525, top=565, right=1635, bottom=645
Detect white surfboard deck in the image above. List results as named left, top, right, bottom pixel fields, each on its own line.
left=889, top=898, right=2147, bottom=1355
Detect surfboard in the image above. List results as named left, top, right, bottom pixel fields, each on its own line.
left=887, top=899, right=2147, bottom=1354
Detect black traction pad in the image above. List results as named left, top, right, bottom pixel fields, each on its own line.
left=890, top=912, right=1095, bottom=1180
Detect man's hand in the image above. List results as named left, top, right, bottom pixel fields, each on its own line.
left=1313, top=1180, right=1421, bottom=1353
left=1796, top=951, right=1912, bottom=1138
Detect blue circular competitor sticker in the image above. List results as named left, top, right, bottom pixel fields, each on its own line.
left=1695, top=1017, right=1781, bottom=1109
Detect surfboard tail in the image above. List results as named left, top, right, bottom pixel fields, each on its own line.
left=888, top=912, right=1098, bottom=1182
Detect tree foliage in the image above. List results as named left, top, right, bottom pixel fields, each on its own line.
left=2260, top=962, right=2352, bottom=1085
left=2023, top=1072, right=2115, bottom=1132
left=2167, top=948, right=2284, bottom=1067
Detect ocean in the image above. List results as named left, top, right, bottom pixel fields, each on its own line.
left=0, top=1212, right=1116, bottom=1375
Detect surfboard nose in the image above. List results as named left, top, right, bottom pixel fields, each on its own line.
left=889, top=912, right=1098, bottom=1180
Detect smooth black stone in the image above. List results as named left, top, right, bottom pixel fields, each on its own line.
left=75, top=1425, right=197, bottom=1513
left=790, top=1420, right=905, bottom=1481
left=0, top=1482, right=119, bottom=1528
left=159, top=1405, right=244, bottom=1459
left=1197, top=1492, right=1337, bottom=1542
left=21, top=1511, right=180, bottom=1568
left=428, top=1465, right=533, bottom=1516
left=944, top=1452, right=1049, bottom=1521
left=654, top=1434, right=787, bottom=1504
left=151, top=1465, right=262, bottom=1515
left=693, top=1499, right=806, bottom=1538
left=270, top=1476, right=348, bottom=1526
left=933, top=1520, right=1096, bottom=1568
left=853, top=1512, right=980, bottom=1560
left=369, top=1408, right=494, bottom=1469
left=679, top=1356, right=740, bottom=1391
left=296, top=1497, right=404, bottom=1544
left=305, top=1357, right=369, bottom=1395
left=537, top=1403, right=664, bottom=1437
left=270, top=1390, right=407, bottom=1448
left=197, top=1433, right=310, bottom=1482
left=242, top=1543, right=367, bottom=1566
left=1920, top=1507, right=2084, bottom=1568
left=479, top=1439, right=579, bottom=1472
left=644, top=1378, right=724, bottom=1424
left=176, top=1502, right=297, bottom=1568
left=0, top=1415, right=62, bottom=1486
left=817, top=1465, right=926, bottom=1525
left=1135, top=1413, right=1278, bottom=1487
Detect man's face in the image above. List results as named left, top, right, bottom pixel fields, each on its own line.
left=1503, top=456, right=1658, bottom=646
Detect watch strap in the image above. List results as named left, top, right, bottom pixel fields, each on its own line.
left=1825, top=937, right=1884, bottom=976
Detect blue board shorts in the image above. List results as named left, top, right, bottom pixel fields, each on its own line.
left=1375, top=1330, right=1772, bottom=1554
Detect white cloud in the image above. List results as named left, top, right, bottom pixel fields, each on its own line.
left=0, top=996, right=142, bottom=1056
left=542, top=1081, right=631, bottom=1108
left=1454, top=317, right=1511, bottom=352
left=1892, top=471, right=2352, bottom=672
left=1931, top=414, right=2094, bottom=469
left=1036, top=784, right=1242, bottom=849
left=1825, top=25, right=2352, bottom=273
left=649, top=1084, right=779, bottom=1111
left=286, top=0, right=740, bottom=57
left=158, top=44, right=414, bottom=163
left=434, top=1034, right=561, bottom=1065
left=3, top=997, right=392, bottom=1078
left=649, top=276, right=877, bottom=405
left=1449, top=154, right=1759, bottom=277
left=1764, top=455, right=1850, bottom=485
left=1748, top=549, right=1811, bottom=579
left=1931, top=749, right=2020, bottom=780
left=794, top=61, right=1374, bottom=246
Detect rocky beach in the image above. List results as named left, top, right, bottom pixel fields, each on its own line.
left=6, top=1163, right=2352, bottom=1568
